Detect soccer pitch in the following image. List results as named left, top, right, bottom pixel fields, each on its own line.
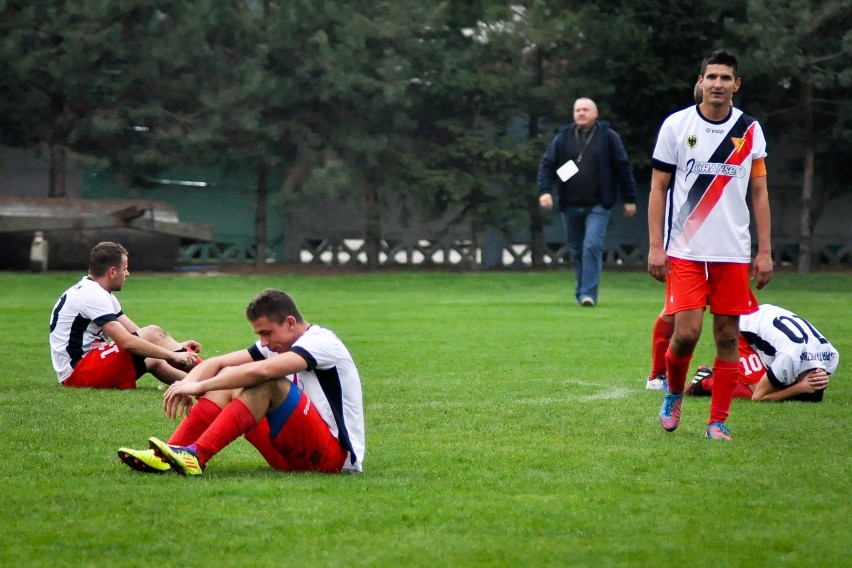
left=1, top=270, right=849, bottom=567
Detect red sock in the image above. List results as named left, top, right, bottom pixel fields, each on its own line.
left=168, top=397, right=222, bottom=445
left=733, top=381, right=753, bottom=399
left=709, top=359, right=740, bottom=424
left=700, top=377, right=752, bottom=399
left=244, top=417, right=292, bottom=471
left=665, top=349, right=692, bottom=394
left=650, top=316, right=674, bottom=378
left=193, top=399, right=258, bottom=467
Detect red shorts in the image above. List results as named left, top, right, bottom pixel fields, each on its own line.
left=737, top=336, right=767, bottom=386
left=62, top=343, right=146, bottom=389
left=265, top=386, right=347, bottom=473
left=665, top=257, right=758, bottom=316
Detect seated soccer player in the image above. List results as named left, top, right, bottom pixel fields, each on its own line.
left=49, top=241, right=200, bottom=389
left=118, top=288, right=365, bottom=475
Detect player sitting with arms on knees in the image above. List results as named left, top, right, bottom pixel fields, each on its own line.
left=49, top=241, right=200, bottom=389
left=685, top=303, right=839, bottom=402
left=118, top=288, right=365, bottom=476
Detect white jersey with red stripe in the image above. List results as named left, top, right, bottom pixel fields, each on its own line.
left=652, top=105, right=767, bottom=262
left=739, top=304, right=839, bottom=388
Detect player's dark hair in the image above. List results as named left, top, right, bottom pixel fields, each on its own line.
left=89, top=241, right=128, bottom=277
left=701, top=49, right=739, bottom=78
left=246, top=288, right=304, bottom=324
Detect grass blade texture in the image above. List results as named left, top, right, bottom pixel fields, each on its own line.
left=1, top=270, right=849, bottom=567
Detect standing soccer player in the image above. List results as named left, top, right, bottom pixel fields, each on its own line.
left=647, top=49, right=773, bottom=440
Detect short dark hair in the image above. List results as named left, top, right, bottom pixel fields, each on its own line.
left=701, top=49, right=739, bottom=78
left=89, top=241, right=128, bottom=277
left=246, top=289, right=304, bottom=324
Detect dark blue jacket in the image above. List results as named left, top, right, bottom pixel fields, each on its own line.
left=537, top=120, right=637, bottom=210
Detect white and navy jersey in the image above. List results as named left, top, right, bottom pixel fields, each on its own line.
left=249, top=324, right=365, bottom=472
left=652, top=105, right=767, bottom=262
left=740, top=304, right=839, bottom=389
left=49, top=277, right=122, bottom=382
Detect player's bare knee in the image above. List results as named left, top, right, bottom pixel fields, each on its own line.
left=137, top=324, right=166, bottom=342
left=671, top=332, right=700, bottom=354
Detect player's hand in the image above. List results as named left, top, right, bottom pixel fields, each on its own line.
left=183, top=340, right=202, bottom=354
left=170, top=350, right=198, bottom=371
left=539, top=193, right=554, bottom=211
left=647, top=246, right=668, bottom=283
left=801, top=369, right=830, bottom=392
left=751, top=251, right=773, bottom=290
left=623, top=203, right=637, bottom=218
left=165, top=393, right=194, bottom=420
left=163, top=380, right=203, bottom=419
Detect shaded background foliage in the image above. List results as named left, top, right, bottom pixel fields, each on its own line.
left=0, top=0, right=849, bottom=270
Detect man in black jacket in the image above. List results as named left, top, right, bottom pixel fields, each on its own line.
left=537, top=98, right=637, bottom=307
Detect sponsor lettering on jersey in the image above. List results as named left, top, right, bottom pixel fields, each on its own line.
left=674, top=120, right=758, bottom=248
left=800, top=351, right=835, bottom=363
left=686, top=160, right=747, bottom=179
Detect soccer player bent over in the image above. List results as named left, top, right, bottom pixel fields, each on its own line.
left=686, top=304, right=839, bottom=402
left=118, top=288, right=365, bottom=475
left=648, top=49, right=773, bottom=440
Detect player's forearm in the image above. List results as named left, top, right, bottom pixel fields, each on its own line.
left=119, top=334, right=179, bottom=362
left=117, top=314, right=140, bottom=334
left=647, top=185, right=667, bottom=249
left=750, top=178, right=772, bottom=255
left=752, top=381, right=807, bottom=402
left=181, top=357, right=226, bottom=383
left=193, top=365, right=272, bottom=393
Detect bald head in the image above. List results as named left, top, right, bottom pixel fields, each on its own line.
left=573, top=98, right=598, bottom=131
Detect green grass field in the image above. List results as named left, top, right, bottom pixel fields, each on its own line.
left=1, top=269, right=849, bottom=567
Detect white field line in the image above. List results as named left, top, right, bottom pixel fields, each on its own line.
left=370, top=380, right=635, bottom=410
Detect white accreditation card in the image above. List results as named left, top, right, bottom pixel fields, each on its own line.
left=556, top=159, right=579, bottom=181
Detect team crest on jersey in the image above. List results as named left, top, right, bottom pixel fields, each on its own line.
left=687, top=135, right=697, bottom=149
left=731, top=137, right=746, bottom=153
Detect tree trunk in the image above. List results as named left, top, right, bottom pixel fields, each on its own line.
left=797, top=74, right=814, bottom=274
left=362, top=182, right=381, bottom=270
left=529, top=46, right=546, bottom=269
left=48, top=143, right=67, bottom=198
left=529, top=196, right=545, bottom=269
left=255, top=163, right=269, bottom=268
left=798, top=147, right=815, bottom=274
left=469, top=218, right=479, bottom=270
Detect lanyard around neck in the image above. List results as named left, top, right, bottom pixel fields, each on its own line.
left=574, top=125, right=596, bottom=163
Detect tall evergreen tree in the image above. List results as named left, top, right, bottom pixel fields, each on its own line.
left=267, top=0, right=446, bottom=269
left=727, top=0, right=852, bottom=273
left=0, top=1, right=196, bottom=196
